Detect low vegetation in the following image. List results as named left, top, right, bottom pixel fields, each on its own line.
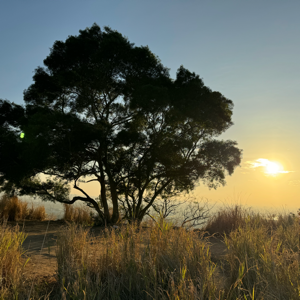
left=224, top=214, right=300, bottom=299
left=0, top=194, right=46, bottom=221
left=0, top=219, right=29, bottom=299
left=63, top=203, right=94, bottom=226
left=204, top=204, right=248, bottom=237
left=1, top=195, right=300, bottom=299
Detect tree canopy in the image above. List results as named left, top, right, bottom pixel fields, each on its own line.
left=0, top=24, right=242, bottom=225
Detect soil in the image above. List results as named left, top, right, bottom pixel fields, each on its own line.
left=6, top=220, right=228, bottom=288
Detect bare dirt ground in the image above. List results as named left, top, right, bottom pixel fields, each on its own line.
left=7, top=220, right=67, bottom=285
left=7, top=220, right=228, bottom=287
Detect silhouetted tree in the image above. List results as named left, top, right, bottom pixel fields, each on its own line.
left=0, top=24, right=242, bottom=225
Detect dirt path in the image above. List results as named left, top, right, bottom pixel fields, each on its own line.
left=208, top=236, right=228, bottom=259
left=8, top=221, right=228, bottom=283
left=8, top=220, right=66, bottom=282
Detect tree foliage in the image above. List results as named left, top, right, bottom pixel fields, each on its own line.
left=0, top=24, right=242, bottom=225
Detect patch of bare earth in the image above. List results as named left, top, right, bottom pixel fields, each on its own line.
left=8, top=220, right=67, bottom=284
left=207, top=236, right=230, bottom=291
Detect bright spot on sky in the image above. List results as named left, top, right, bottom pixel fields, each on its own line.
left=249, top=158, right=290, bottom=176
left=265, top=161, right=281, bottom=175
left=20, top=132, right=25, bottom=138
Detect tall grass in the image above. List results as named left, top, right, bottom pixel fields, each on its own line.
left=0, top=219, right=29, bottom=299
left=0, top=218, right=59, bottom=299
left=1, top=202, right=300, bottom=299
left=63, top=204, right=94, bottom=225
left=55, top=220, right=217, bottom=299
left=222, top=212, right=300, bottom=299
left=204, top=205, right=248, bottom=237
left=0, top=194, right=46, bottom=221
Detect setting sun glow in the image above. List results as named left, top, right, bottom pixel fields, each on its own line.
left=249, top=158, right=289, bottom=176
left=264, top=161, right=282, bottom=175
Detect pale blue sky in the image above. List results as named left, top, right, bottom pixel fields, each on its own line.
left=1, top=0, right=300, bottom=211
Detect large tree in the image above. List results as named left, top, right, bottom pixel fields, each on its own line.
left=0, top=24, right=242, bottom=225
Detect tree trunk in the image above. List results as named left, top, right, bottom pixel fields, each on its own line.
left=99, top=166, right=110, bottom=224
left=104, top=167, right=119, bottom=224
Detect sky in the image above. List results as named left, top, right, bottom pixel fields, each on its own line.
left=1, top=0, right=300, bottom=215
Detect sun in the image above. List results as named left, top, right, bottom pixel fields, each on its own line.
left=249, top=158, right=290, bottom=176
left=265, top=161, right=282, bottom=175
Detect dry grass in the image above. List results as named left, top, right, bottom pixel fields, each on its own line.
left=1, top=203, right=300, bottom=299
left=0, top=219, right=29, bottom=299
left=223, top=212, right=300, bottom=299
left=63, top=203, right=94, bottom=225
left=0, top=194, right=47, bottom=221
left=55, top=220, right=217, bottom=299
left=27, top=203, right=47, bottom=221
left=204, top=205, right=248, bottom=237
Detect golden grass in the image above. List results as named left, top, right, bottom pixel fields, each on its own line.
left=63, top=203, right=94, bottom=225
left=0, top=194, right=47, bottom=221
left=27, top=203, right=47, bottom=221
left=55, top=221, right=216, bottom=299
left=204, top=205, right=248, bottom=237
left=1, top=203, right=300, bottom=299
left=0, top=194, right=28, bottom=221
left=224, top=213, right=300, bottom=299
left=0, top=219, right=29, bottom=299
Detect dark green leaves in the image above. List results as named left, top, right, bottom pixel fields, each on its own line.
left=0, top=24, right=242, bottom=223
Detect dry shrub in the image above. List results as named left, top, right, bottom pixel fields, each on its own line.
left=0, top=194, right=46, bottom=221
left=63, top=204, right=93, bottom=225
left=204, top=205, right=248, bottom=237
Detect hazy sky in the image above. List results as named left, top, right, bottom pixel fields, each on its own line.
left=1, top=0, right=299, bottom=212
